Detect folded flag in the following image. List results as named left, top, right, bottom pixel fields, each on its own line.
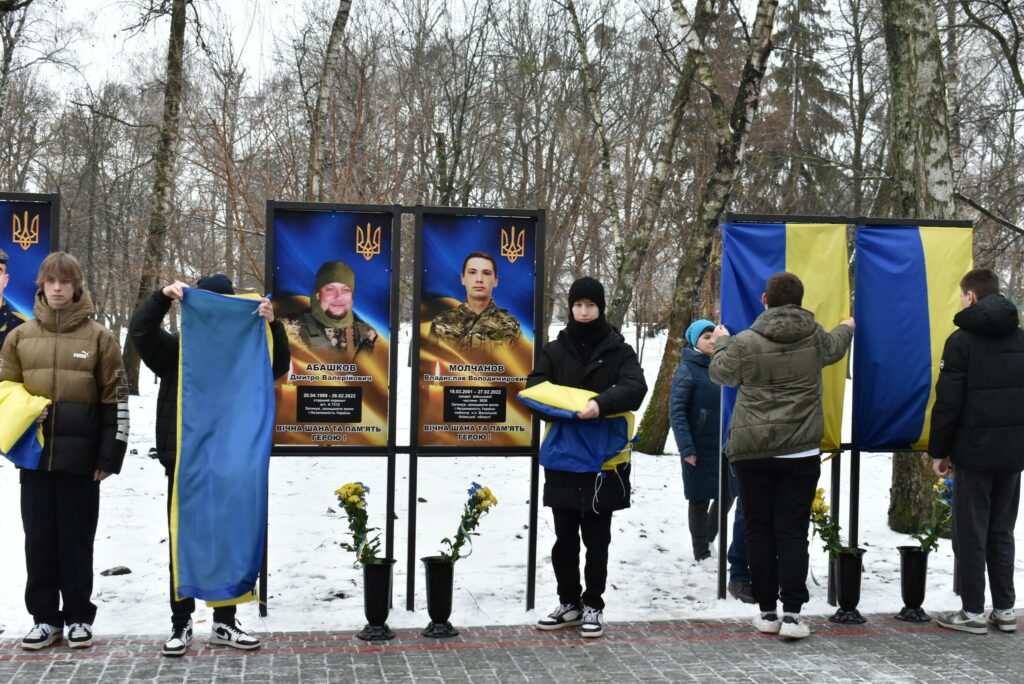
left=171, top=290, right=275, bottom=604
left=518, top=381, right=635, bottom=473
left=0, top=380, right=48, bottom=470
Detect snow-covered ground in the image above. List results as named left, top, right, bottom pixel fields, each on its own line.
left=0, top=327, right=1011, bottom=637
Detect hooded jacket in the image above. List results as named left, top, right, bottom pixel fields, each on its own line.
left=709, top=304, right=852, bottom=462
left=0, top=289, right=128, bottom=474
left=929, top=293, right=1024, bottom=472
left=129, top=289, right=291, bottom=474
left=669, top=346, right=722, bottom=500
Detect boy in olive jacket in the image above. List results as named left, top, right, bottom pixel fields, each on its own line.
left=710, top=272, right=853, bottom=639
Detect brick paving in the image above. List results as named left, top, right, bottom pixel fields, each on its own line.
left=0, top=614, right=1020, bottom=682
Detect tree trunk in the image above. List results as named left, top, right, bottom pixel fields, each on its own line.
left=636, top=0, right=779, bottom=454
left=121, top=0, right=187, bottom=394
left=305, top=0, right=352, bottom=202
left=882, top=0, right=957, bottom=532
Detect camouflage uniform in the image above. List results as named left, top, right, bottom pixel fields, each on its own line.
left=285, top=312, right=378, bottom=359
left=430, top=300, right=521, bottom=349
left=0, top=300, right=25, bottom=351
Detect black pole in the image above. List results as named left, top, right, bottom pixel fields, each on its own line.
left=259, top=513, right=268, bottom=617
left=527, top=453, right=540, bottom=610
left=386, top=450, right=396, bottom=589
left=827, top=453, right=841, bottom=606
left=406, top=450, right=418, bottom=611
left=849, top=448, right=860, bottom=549
left=717, top=388, right=727, bottom=600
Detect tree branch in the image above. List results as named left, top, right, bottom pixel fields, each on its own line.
left=954, top=191, right=1024, bottom=237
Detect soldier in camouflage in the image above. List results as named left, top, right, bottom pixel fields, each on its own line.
left=430, top=251, right=520, bottom=349
left=0, top=249, right=25, bottom=350
left=284, top=260, right=378, bottom=361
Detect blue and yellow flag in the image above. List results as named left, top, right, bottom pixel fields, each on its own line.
left=0, top=381, right=48, bottom=469
left=853, top=224, right=972, bottom=451
left=720, top=222, right=851, bottom=451
left=171, top=289, right=275, bottom=604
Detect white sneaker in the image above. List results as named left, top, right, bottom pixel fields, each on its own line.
left=21, top=623, right=61, bottom=650
left=988, top=609, right=1017, bottom=633
left=210, top=621, right=261, bottom=650
left=67, top=623, right=93, bottom=649
left=753, top=612, right=781, bottom=634
left=536, top=603, right=583, bottom=630
left=581, top=605, right=604, bottom=638
left=162, top=619, right=194, bottom=657
left=779, top=615, right=810, bottom=640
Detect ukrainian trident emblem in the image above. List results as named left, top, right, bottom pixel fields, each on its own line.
left=500, top=225, right=525, bottom=264
left=12, top=211, right=40, bottom=251
left=356, top=223, right=382, bottom=261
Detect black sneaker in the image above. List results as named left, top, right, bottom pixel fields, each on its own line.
left=210, top=620, right=261, bottom=650
left=536, top=602, right=583, bottom=630
left=67, top=623, right=93, bottom=649
left=728, top=580, right=756, bottom=604
left=21, top=623, right=61, bottom=650
left=162, top=619, right=194, bottom=657
left=581, top=605, right=604, bottom=638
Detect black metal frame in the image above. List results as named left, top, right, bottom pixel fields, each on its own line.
left=407, top=205, right=545, bottom=611
left=261, top=200, right=403, bottom=615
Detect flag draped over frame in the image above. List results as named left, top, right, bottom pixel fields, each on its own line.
left=852, top=224, right=972, bottom=451
left=171, top=289, right=275, bottom=604
left=720, top=221, right=851, bottom=452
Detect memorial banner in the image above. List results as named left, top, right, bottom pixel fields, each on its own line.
left=0, top=194, right=58, bottom=321
left=415, top=210, right=539, bottom=449
left=268, top=203, right=395, bottom=449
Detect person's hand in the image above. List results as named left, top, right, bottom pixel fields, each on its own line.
left=162, top=281, right=188, bottom=300
left=36, top=403, right=50, bottom=423
left=577, top=399, right=600, bottom=420
left=683, top=455, right=697, bottom=466
left=932, top=457, right=950, bottom=477
left=710, top=325, right=730, bottom=344
left=93, top=470, right=113, bottom=482
left=841, top=317, right=855, bottom=330
left=257, top=297, right=274, bottom=323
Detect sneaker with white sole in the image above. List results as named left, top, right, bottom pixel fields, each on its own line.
left=21, top=623, right=61, bottom=650
left=988, top=610, right=1017, bottom=633
left=581, top=605, right=604, bottom=638
left=162, top=620, right=194, bottom=657
left=936, top=610, right=987, bottom=635
left=779, top=615, right=810, bottom=640
left=536, top=602, right=583, bottom=630
left=753, top=612, right=781, bottom=634
left=210, top=621, right=261, bottom=650
left=67, top=623, right=93, bottom=649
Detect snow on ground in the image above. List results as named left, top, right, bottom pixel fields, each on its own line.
left=0, top=327, right=1016, bottom=637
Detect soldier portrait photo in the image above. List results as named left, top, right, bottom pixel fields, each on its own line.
left=429, top=251, right=521, bottom=350
left=284, top=259, right=379, bottom=362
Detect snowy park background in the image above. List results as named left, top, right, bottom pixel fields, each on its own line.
left=0, top=326, right=1006, bottom=637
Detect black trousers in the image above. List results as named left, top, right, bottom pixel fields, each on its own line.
left=20, top=469, right=100, bottom=627
left=733, top=455, right=820, bottom=614
left=551, top=508, right=613, bottom=611
left=167, top=476, right=235, bottom=627
left=688, top=495, right=735, bottom=560
left=952, top=467, right=1020, bottom=614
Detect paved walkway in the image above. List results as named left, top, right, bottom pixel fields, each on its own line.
left=0, top=613, right=1019, bottom=682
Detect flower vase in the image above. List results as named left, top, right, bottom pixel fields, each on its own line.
left=895, top=546, right=930, bottom=622
left=829, top=547, right=867, bottom=624
left=357, top=558, right=396, bottom=641
left=421, top=556, right=459, bottom=638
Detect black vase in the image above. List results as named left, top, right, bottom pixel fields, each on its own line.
left=895, top=546, right=931, bottom=622
left=421, top=556, right=459, bottom=638
left=830, top=547, right=867, bottom=624
left=357, top=558, right=396, bottom=641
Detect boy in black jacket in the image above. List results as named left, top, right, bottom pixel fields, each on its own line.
left=930, top=268, right=1024, bottom=634
left=129, top=274, right=290, bottom=656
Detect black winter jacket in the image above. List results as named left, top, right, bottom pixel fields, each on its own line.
left=526, top=326, right=647, bottom=513
left=128, top=290, right=291, bottom=474
left=929, top=294, right=1024, bottom=472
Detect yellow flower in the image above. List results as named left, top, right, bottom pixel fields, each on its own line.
left=355, top=500, right=365, bottom=509
left=346, top=495, right=361, bottom=505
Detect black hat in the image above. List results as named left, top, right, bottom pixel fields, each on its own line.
left=196, top=273, right=235, bottom=295
left=568, top=276, right=605, bottom=316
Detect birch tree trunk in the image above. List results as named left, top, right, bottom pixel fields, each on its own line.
left=305, top=0, right=352, bottom=202
left=636, top=0, right=780, bottom=454
left=882, top=0, right=957, bottom=532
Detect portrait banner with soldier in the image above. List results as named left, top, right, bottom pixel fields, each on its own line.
left=0, top=194, right=59, bottom=327
left=267, top=203, right=397, bottom=451
left=415, top=209, right=542, bottom=450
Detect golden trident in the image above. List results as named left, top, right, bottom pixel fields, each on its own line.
left=356, top=223, right=382, bottom=261
left=501, top=225, right=526, bottom=264
left=12, top=211, right=40, bottom=251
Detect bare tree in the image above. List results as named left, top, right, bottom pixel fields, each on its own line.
left=305, top=0, right=352, bottom=201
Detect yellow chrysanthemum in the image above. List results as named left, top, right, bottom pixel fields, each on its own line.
left=355, top=500, right=365, bottom=509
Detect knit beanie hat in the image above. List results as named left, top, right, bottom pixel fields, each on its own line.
left=685, top=319, right=716, bottom=348
left=315, top=260, right=355, bottom=292
left=567, top=276, right=605, bottom=315
left=196, top=273, right=235, bottom=295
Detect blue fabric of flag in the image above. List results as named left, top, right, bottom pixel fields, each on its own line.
left=172, top=289, right=274, bottom=603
